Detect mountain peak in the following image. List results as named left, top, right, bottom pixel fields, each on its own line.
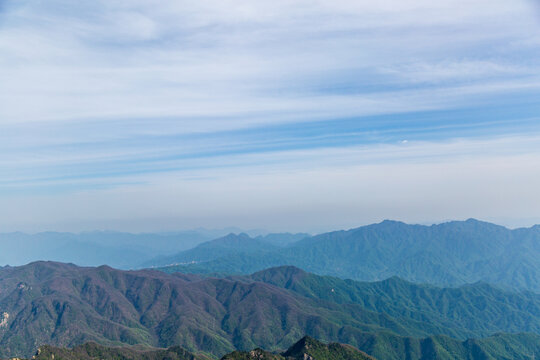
left=282, top=336, right=374, bottom=360
left=282, top=336, right=324, bottom=357
left=380, top=219, right=406, bottom=225
left=363, top=219, right=409, bottom=230
left=442, top=218, right=502, bottom=227
left=250, top=266, right=308, bottom=286
left=220, top=232, right=252, bottom=241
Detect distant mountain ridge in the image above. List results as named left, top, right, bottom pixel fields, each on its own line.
left=159, top=219, right=540, bottom=292
left=0, top=229, right=247, bottom=269
left=1, top=262, right=540, bottom=359
left=144, top=233, right=310, bottom=268
left=9, top=334, right=540, bottom=360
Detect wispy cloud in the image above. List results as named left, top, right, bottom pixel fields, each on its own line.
left=0, top=0, right=539, bottom=230
left=2, top=135, right=540, bottom=232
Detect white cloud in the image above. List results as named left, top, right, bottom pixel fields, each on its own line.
left=0, top=0, right=540, bottom=230
left=380, top=60, right=532, bottom=84
left=2, top=135, right=540, bottom=232
left=1, top=0, right=539, bottom=124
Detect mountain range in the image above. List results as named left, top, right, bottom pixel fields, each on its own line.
left=11, top=334, right=540, bottom=360
left=0, top=230, right=222, bottom=269
left=223, top=336, right=374, bottom=360
left=1, top=261, right=540, bottom=359
left=0, top=230, right=308, bottom=270
left=158, top=219, right=540, bottom=292
left=13, top=337, right=373, bottom=360
left=144, top=233, right=309, bottom=268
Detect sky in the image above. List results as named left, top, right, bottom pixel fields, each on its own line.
left=1, top=0, right=540, bottom=233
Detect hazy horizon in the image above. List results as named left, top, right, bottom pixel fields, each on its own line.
left=2, top=217, right=540, bottom=236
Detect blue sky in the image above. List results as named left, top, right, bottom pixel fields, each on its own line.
left=1, top=0, right=540, bottom=232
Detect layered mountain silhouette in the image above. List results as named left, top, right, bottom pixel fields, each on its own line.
left=144, top=233, right=309, bottom=268
left=11, top=334, right=540, bottom=360
left=1, top=262, right=540, bottom=359
left=249, top=266, right=540, bottom=339
left=0, top=230, right=229, bottom=269
left=0, top=230, right=308, bottom=270
left=159, top=219, right=540, bottom=292
left=223, top=336, right=375, bottom=359
left=22, top=337, right=373, bottom=360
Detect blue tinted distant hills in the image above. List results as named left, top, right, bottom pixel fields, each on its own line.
left=144, top=232, right=310, bottom=268
left=158, top=219, right=540, bottom=292
left=0, top=229, right=235, bottom=268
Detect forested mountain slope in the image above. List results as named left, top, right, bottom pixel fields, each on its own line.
left=144, top=233, right=309, bottom=268
left=9, top=334, right=540, bottom=360
left=249, top=266, right=540, bottom=338
left=160, top=219, right=540, bottom=292
left=1, top=262, right=540, bottom=359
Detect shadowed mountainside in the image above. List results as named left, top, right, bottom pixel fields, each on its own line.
left=1, top=262, right=540, bottom=359
left=9, top=334, right=540, bottom=360
left=17, top=337, right=373, bottom=360
left=0, top=262, right=427, bottom=358
left=222, top=336, right=375, bottom=360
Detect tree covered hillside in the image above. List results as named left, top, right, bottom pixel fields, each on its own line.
left=160, top=219, right=540, bottom=292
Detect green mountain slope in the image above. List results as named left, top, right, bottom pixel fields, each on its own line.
left=22, top=334, right=540, bottom=360
left=145, top=233, right=310, bottom=268
left=349, top=332, right=540, bottom=360
left=159, top=219, right=540, bottom=292
left=0, top=262, right=432, bottom=358
left=249, top=266, right=540, bottom=339
left=144, top=233, right=280, bottom=267
left=1, top=262, right=540, bottom=359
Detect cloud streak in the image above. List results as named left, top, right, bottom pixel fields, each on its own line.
left=0, top=0, right=539, bottom=231
left=2, top=135, right=540, bottom=232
